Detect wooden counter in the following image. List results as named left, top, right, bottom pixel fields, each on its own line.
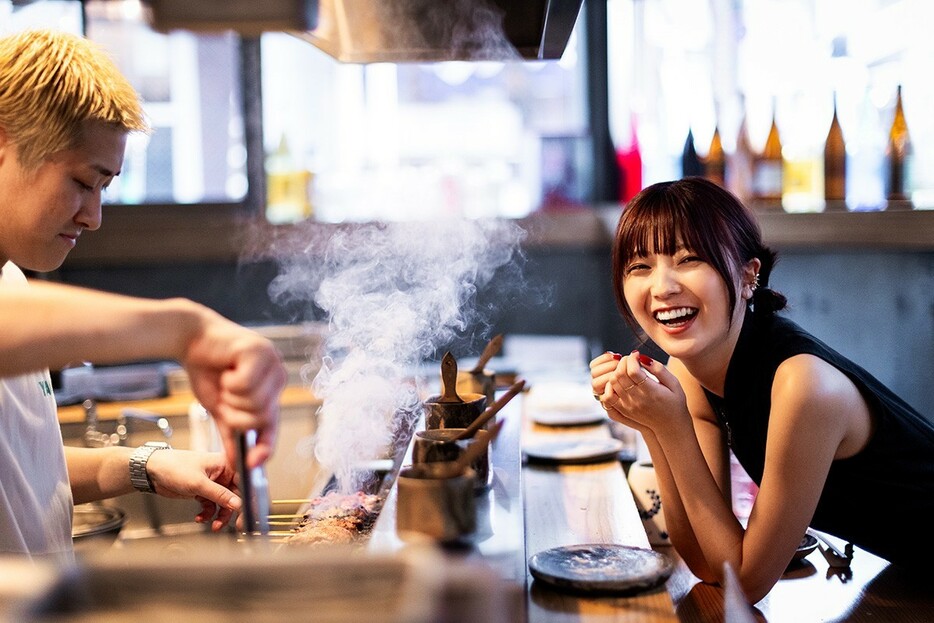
left=56, top=385, right=320, bottom=424
left=370, top=384, right=934, bottom=622
left=368, top=389, right=679, bottom=622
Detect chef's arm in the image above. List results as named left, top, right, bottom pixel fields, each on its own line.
left=65, top=446, right=136, bottom=503
left=0, top=280, right=204, bottom=373
left=2, top=280, right=286, bottom=466
left=66, top=446, right=242, bottom=531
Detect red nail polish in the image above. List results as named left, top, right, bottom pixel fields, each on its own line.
left=611, top=352, right=622, bottom=360
left=638, top=354, right=653, bottom=367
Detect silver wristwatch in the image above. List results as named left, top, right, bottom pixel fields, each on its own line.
left=129, top=441, right=171, bottom=493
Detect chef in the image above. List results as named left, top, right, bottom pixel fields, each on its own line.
left=0, top=29, right=286, bottom=562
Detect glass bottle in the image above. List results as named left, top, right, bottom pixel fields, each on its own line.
left=847, top=88, right=886, bottom=211
left=727, top=110, right=754, bottom=204
left=884, top=84, right=913, bottom=207
left=752, top=101, right=783, bottom=206
left=681, top=127, right=704, bottom=178
left=704, top=125, right=726, bottom=187
left=824, top=92, right=847, bottom=209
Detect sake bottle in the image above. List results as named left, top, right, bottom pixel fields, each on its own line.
left=727, top=110, right=754, bottom=203
left=752, top=101, right=783, bottom=206
left=824, top=92, right=847, bottom=210
left=681, top=127, right=704, bottom=178
left=884, top=84, right=913, bottom=207
left=705, top=125, right=726, bottom=187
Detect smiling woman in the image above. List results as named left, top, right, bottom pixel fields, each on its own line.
left=590, top=177, right=934, bottom=604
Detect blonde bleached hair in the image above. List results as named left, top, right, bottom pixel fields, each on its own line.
left=0, top=29, right=149, bottom=170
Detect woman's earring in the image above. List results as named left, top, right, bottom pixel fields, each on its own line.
left=751, top=273, right=760, bottom=292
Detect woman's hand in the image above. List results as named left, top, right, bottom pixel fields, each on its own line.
left=145, top=449, right=241, bottom=532
left=590, top=350, right=691, bottom=432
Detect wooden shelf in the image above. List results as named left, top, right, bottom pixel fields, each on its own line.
left=58, top=204, right=934, bottom=269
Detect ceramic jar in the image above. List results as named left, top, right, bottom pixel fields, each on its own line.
left=627, top=461, right=670, bottom=546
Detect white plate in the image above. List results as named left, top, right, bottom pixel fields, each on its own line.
left=526, top=381, right=607, bottom=427
left=530, top=409, right=607, bottom=427
left=523, top=438, right=625, bottom=464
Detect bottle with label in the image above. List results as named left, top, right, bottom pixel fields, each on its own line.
left=705, top=125, right=726, bottom=187
left=884, top=84, right=913, bottom=207
left=681, top=127, right=704, bottom=178
left=824, top=92, right=847, bottom=210
left=727, top=110, right=754, bottom=204
left=752, top=101, right=783, bottom=207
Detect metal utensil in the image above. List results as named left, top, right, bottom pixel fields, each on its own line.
left=454, top=379, right=525, bottom=440
left=237, top=430, right=270, bottom=537
left=438, top=351, right=463, bottom=404
left=470, top=334, right=503, bottom=374
left=806, top=528, right=853, bottom=568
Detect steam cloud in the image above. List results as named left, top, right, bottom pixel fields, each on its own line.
left=268, top=219, right=526, bottom=492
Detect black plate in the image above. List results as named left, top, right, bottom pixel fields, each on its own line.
left=528, top=543, right=674, bottom=595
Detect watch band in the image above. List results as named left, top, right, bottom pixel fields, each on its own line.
left=129, top=441, right=171, bottom=493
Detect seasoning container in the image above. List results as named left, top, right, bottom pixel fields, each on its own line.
left=396, top=462, right=477, bottom=543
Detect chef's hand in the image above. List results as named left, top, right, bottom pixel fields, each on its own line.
left=590, top=350, right=689, bottom=432
left=145, top=449, right=241, bottom=532
left=180, top=310, right=287, bottom=469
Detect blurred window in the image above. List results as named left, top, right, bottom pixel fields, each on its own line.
left=259, top=23, right=589, bottom=223
left=1, top=0, right=247, bottom=206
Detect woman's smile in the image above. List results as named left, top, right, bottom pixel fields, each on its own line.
left=654, top=306, right=698, bottom=329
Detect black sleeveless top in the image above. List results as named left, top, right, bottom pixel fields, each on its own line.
left=704, top=308, right=934, bottom=568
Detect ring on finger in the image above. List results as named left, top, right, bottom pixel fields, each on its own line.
left=624, top=377, right=648, bottom=391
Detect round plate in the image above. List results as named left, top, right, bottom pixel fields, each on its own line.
left=523, top=438, right=625, bottom=465
left=530, top=408, right=607, bottom=427
left=529, top=544, right=673, bottom=595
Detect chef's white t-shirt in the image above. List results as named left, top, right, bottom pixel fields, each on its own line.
left=0, top=261, right=74, bottom=563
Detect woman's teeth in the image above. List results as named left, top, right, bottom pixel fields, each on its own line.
left=655, top=307, right=697, bottom=325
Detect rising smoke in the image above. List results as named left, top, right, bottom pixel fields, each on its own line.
left=268, top=219, right=526, bottom=492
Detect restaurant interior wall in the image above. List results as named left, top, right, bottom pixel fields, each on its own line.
left=2, top=1, right=932, bottom=418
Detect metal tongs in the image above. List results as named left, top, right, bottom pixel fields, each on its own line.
left=237, top=430, right=270, bottom=537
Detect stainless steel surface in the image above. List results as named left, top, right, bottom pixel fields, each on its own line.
left=147, top=0, right=583, bottom=62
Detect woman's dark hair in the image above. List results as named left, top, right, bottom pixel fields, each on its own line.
left=611, top=177, right=787, bottom=335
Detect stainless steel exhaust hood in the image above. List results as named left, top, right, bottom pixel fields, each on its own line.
left=148, top=0, right=584, bottom=62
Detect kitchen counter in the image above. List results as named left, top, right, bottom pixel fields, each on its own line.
left=56, top=385, right=320, bottom=425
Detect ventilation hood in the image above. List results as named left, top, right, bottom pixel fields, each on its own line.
left=148, top=0, right=584, bottom=62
